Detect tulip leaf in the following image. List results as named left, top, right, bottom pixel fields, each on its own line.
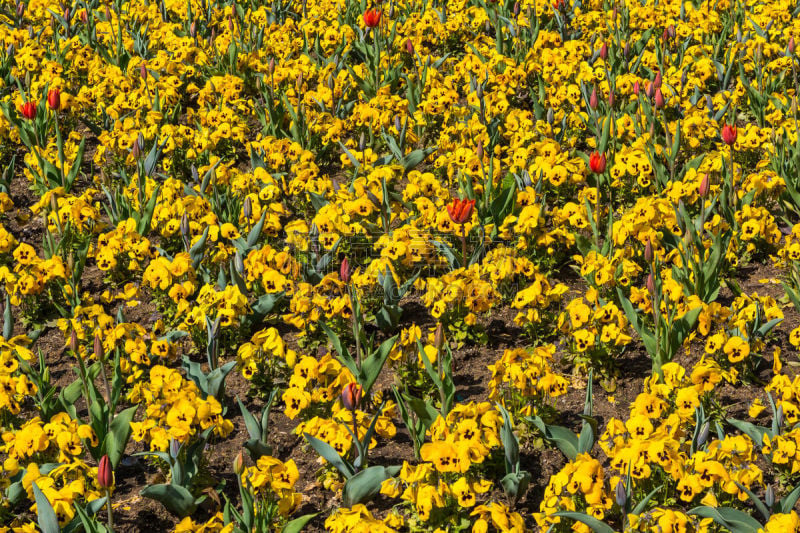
left=141, top=483, right=199, bottom=517
left=688, top=506, right=761, bottom=533
left=304, top=432, right=355, bottom=479
left=527, top=415, right=578, bottom=461
left=342, top=465, right=400, bottom=506
left=33, top=482, right=60, bottom=533
left=106, top=404, right=138, bottom=468
left=631, top=485, right=663, bottom=515
left=781, top=482, right=800, bottom=514
left=728, top=418, right=769, bottom=449
left=552, top=511, right=614, bottom=533
left=282, top=514, right=317, bottom=533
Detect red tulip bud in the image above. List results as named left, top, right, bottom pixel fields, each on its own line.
left=699, top=173, right=710, bottom=197
left=599, top=42, right=608, bottom=60
left=646, top=272, right=655, bottom=295
left=644, top=239, right=653, bottom=263
left=19, top=101, right=35, bottom=120
left=589, top=86, right=598, bottom=110
left=406, top=39, right=414, bottom=55
left=47, top=87, right=60, bottom=110
left=645, top=81, right=654, bottom=98
left=654, top=71, right=662, bottom=88
left=632, top=81, right=640, bottom=95
left=98, top=455, right=113, bottom=489
left=589, top=151, right=607, bottom=174
left=342, top=382, right=362, bottom=411
left=654, top=88, right=665, bottom=108
left=340, top=257, right=350, bottom=283
left=721, top=124, right=737, bottom=146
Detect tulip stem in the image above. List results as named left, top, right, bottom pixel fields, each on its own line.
left=105, top=488, right=114, bottom=532
left=460, top=225, right=467, bottom=267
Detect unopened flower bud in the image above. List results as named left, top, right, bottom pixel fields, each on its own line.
left=589, top=86, right=598, bottom=110
left=608, top=89, right=615, bottom=107
left=434, top=322, right=444, bottom=350
left=546, top=107, right=554, bottom=124
left=406, top=39, right=414, bottom=55
left=654, top=88, right=665, bottom=108
left=476, top=140, right=483, bottom=160
left=644, top=239, right=653, bottom=263
left=699, top=174, right=710, bottom=197
left=765, top=484, right=775, bottom=508
left=180, top=213, right=190, bottom=239
left=243, top=197, right=252, bottom=221
left=645, top=81, right=654, bottom=98
left=342, top=382, right=362, bottom=411
left=170, top=438, right=180, bottom=459
left=654, top=71, right=662, bottom=88
left=697, top=421, right=710, bottom=447
left=394, top=115, right=402, bottom=132
left=70, top=329, right=78, bottom=353
left=190, top=21, right=196, bottom=37
left=615, top=480, right=627, bottom=509
left=646, top=271, right=655, bottom=295
left=268, top=57, right=275, bottom=75
left=234, top=251, right=244, bottom=276
left=140, top=61, right=147, bottom=80
left=93, top=334, right=103, bottom=360
left=623, top=41, right=630, bottom=57
left=233, top=450, right=245, bottom=475
left=632, top=81, right=640, bottom=95
left=599, top=42, right=608, bottom=60
left=340, top=257, right=350, bottom=283
left=98, top=455, right=113, bottom=489
left=788, top=37, right=795, bottom=56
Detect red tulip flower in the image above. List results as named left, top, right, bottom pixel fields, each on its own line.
left=447, top=198, right=475, bottom=225
left=589, top=151, right=607, bottom=174
left=342, top=382, right=362, bottom=411
left=47, top=88, right=60, bottom=110
left=19, top=101, right=36, bottom=120
left=340, top=257, right=350, bottom=283
left=98, top=454, right=113, bottom=489
left=721, top=124, right=737, bottom=146
left=363, top=8, right=381, bottom=27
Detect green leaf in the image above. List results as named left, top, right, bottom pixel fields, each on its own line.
left=631, top=485, right=662, bottom=515
left=780, top=482, right=800, bottom=514
left=106, top=404, right=138, bottom=468
left=283, top=514, right=317, bottom=533
left=728, top=418, right=769, bottom=448
left=33, top=482, right=60, bottom=533
left=688, top=506, right=761, bottom=533
left=141, top=483, right=199, bottom=517
left=552, top=511, right=614, bottom=533
left=304, top=433, right=355, bottom=478
left=342, top=465, right=400, bottom=506
left=360, top=335, right=397, bottom=396
left=497, top=404, right=519, bottom=472
left=238, top=397, right=261, bottom=441
left=734, top=481, right=770, bottom=521
left=527, top=415, right=578, bottom=460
